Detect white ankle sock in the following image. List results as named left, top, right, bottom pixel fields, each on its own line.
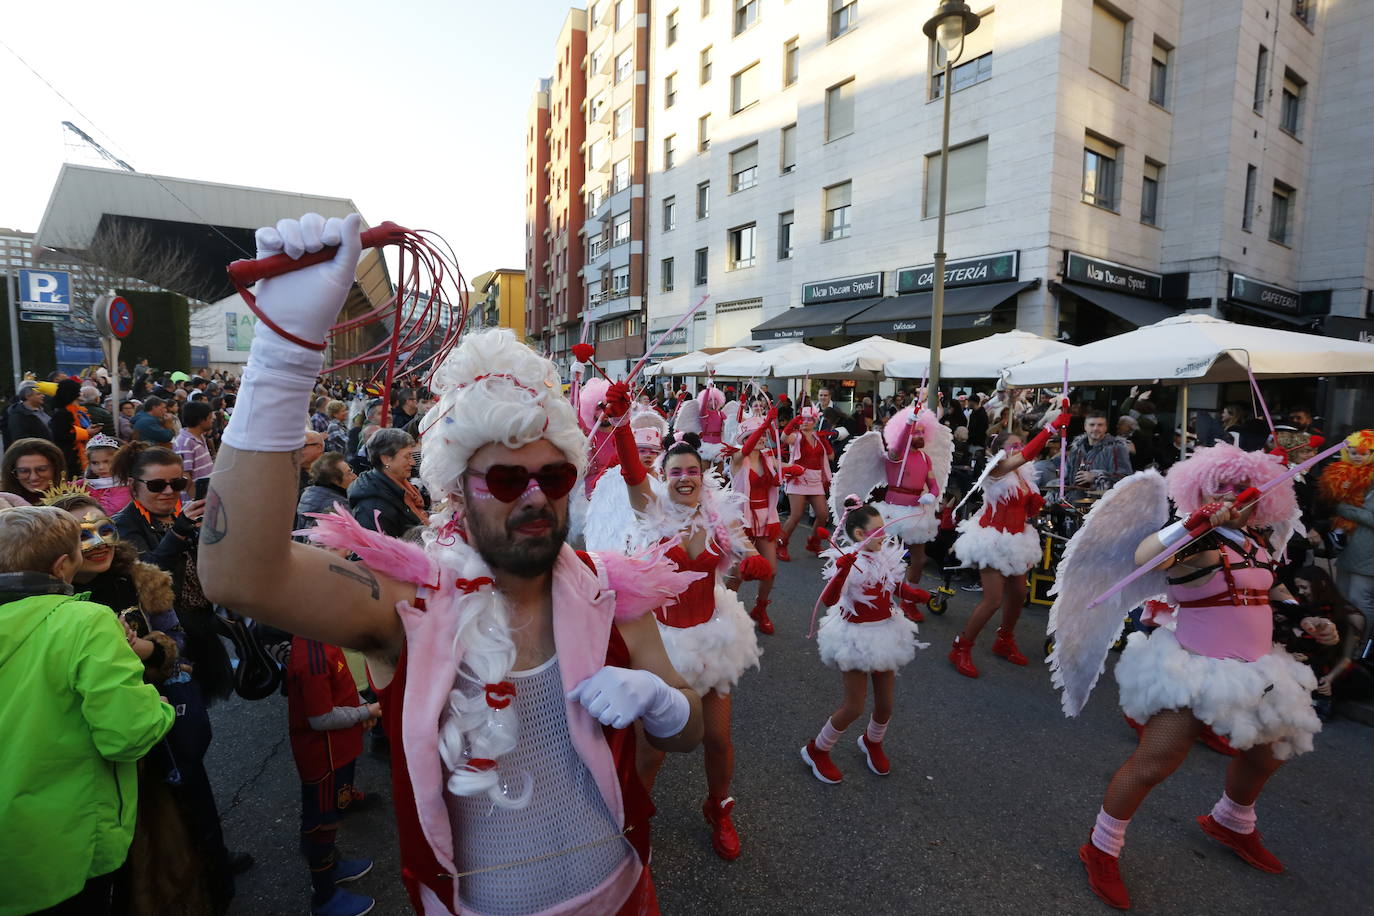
left=1211, top=793, right=1257, bottom=835
left=865, top=717, right=888, bottom=744
left=1091, top=808, right=1130, bottom=857
left=815, top=718, right=844, bottom=751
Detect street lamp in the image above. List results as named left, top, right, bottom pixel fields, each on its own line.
left=921, top=1, right=981, bottom=413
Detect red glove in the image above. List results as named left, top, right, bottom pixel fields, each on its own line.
left=719, top=444, right=738, bottom=459
left=820, top=553, right=857, bottom=606
left=1019, top=426, right=1054, bottom=461
left=1268, top=445, right=1290, bottom=466
left=1309, top=434, right=1326, bottom=450
left=612, top=418, right=646, bottom=487
left=817, top=429, right=837, bottom=440
left=782, top=464, right=804, bottom=479
left=783, top=418, right=802, bottom=436
left=740, top=419, right=771, bottom=458
left=898, top=582, right=931, bottom=604
left=1183, top=502, right=1225, bottom=536
left=604, top=381, right=631, bottom=420
left=1050, top=410, right=1072, bottom=432
left=765, top=406, right=778, bottom=424
left=739, top=555, right=773, bottom=582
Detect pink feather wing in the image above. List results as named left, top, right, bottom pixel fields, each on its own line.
left=597, top=541, right=708, bottom=621
left=297, top=509, right=438, bottom=587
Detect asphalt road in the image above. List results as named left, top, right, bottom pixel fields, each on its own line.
left=213, top=545, right=1374, bottom=915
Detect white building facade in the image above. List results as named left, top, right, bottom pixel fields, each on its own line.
left=642, top=0, right=1374, bottom=385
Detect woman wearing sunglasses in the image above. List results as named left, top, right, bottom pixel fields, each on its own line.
left=606, top=379, right=769, bottom=862
left=50, top=491, right=222, bottom=912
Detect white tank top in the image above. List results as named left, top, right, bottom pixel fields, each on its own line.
left=447, top=656, right=633, bottom=915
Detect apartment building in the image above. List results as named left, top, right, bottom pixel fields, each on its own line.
left=641, top=0, right=1374, bottom=382
left=525, top=10, right=590, bottom=368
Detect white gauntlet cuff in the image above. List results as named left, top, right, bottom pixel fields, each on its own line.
left=221, top=332, right=323, bottom=452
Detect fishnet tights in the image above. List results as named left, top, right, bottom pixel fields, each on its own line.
left=635, top=689, right=735, bottom=799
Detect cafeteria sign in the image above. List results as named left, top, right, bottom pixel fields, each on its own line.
left=1229, top=273, right=1301, bottom=314
left=896, top=251, right=1019, bottom=294
left=802, top=272, right=882, bottom=305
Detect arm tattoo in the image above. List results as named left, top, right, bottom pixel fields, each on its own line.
left=201, top=487, right=228, bottom=545
left=329, top=562, right=380, bottom=600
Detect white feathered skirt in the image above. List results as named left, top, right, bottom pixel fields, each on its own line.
left=658, top=584, right=762, bottom=696
left=873, top=500, right=938, bottom=545
left=1114, top=628, right=1321, bottom=760
left=816, top=611, right=923, bottom=672
left=952, top=519, right=1042, bottom=577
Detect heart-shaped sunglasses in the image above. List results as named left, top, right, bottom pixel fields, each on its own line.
left=465, top=462, right=578, bottom=503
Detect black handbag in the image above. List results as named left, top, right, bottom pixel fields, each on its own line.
left=213, top=609, right=283, bottom=701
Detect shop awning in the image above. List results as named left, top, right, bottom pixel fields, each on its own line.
left=844, top=280, right=1037, bottom=336
left=750, top=298, right=881, bottom=340
left=1060, top=281, right=1176, bottom=327
left=1224, top=300, right=1314, bottom=328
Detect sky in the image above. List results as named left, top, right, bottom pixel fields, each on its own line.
left=0, top=0, right=582, bottom=280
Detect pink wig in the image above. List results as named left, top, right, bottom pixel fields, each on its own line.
left=578, top=377, right=611, bottom=432
left=698, top=387, right=725, bottom=411
left=884, top=406, right=939, bottom=451
left=1166, top=442, right=1296, bottom=528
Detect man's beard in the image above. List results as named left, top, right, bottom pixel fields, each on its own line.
left=468, top=502, right=569, bottom=577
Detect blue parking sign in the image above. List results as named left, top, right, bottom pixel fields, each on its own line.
left=19, top=269, right=72, bottom=314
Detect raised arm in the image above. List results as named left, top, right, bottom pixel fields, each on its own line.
left=604, top=382, right=655, bottom=514
left=993, top=404, right=1070, bottom=477
left=198, top=214, right=410, bottom=657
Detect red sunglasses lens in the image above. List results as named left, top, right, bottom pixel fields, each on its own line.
left=535, top=463, right=578, bottom=500
left=481, top=463, right=579, bottom=502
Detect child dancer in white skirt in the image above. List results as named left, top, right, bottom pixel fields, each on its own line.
left=800, top=497, right=929, bottom=783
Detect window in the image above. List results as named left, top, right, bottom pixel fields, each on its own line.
left=825, top=79, right=856, bottom=141
left=590, top=42, right=608, bottom=74
left=589, top=92, right=607, bottom=122
left=783, top=37, right=799, bottom=86
left=614, top=0, right=628, bottom=30
left=1081, top=134, right=1119, bottom=210
left=931, top=8, right=993, bottom=98
left=777, top=210, right=794, bottom=259
left=780, top=123, right=797, bottom=173
left=734, top=0, right=758, bottom=36
left=614, top=102, right=631, bottom=137
left=611, top=266, right=630, bottom=296
left=662, top=257, right=675, bottom=291
left=728, top=223, right=757, bottom=270
left=1280, top=70, right=1305, bottom=136
left=590, top=1, right=602, bottom=27
left=700, top=46, right=713, bottom=83
left=587, top=137, right=608, bottom=169
left=1293, top=0, right=1312, bottom=26
left=698, top=113, right=711, bottom=151
left=731, top=143, right=758, bottom=191
left=588, top=184, right=605, bottom=213
left=612, top=212, right=631, bottom=245
left=831, top=0, right=857, bottom=39
left=731, top=62, right=760, bottom=113
left=1149, top=41, right=1170, bottom=106
left=824, top=181, right=852, bottom=240
left=1242, top=164, right=1257, bottom=231
left=924, top=138, right=989, bottom=217
left=1090, top=2, right=1127, bottom=84
left=697, top=180, right=711, bottom=218
left=666, top=9, right=679, bottom=45
left=1141, top=160, right=1162, bottom=226
left=665, top=71, right=677, bottom=107
left=663, top=196, right=677, bottom=230
left=616, top=49, right=633, bottom=83
left=612, top=157, right=631, bottom=192
left=664, top=134, right=677, bottom=169
left=1269, top=182, right=1293, bottom=244
left=1253, top=45, right=1268, bottom=113
left=694, top=247, right=709, bottom=285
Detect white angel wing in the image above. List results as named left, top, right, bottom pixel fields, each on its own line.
left=924, top=422, right=954, bottom=496
left=674, top=398, right=702, bottom=435
left=956, top=449, right=1008, bottom=512
left=830, top=430, right=888, bottom=523
left=1047, top=469, right=1170, bottom=717
left=722, top=400, right=741, bottom=447
left=569, top=487, right=590, bottom=544
left=584, top=472, right=657, bottom=553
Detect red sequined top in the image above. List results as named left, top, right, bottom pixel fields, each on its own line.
left=657, top=542, right=720, bottom=628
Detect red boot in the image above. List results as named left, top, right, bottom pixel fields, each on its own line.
left=1196, top=815, right=1284, bottom=873
left=750, top=597, right=774, bottom=636
left=702, top=796, right=741, bottom=860
left=858, top=733, right=890, bottom=775
left=806, top=525, right=831, bottom=554
left=991, top=627, right=1029, bottom=665
left=800, top=741, right=843, bottom=784
left=948, top=635, right=979, bottom=678
left=777, top=537, right=792, bottom=563
left=1079, top=837, right=1131, bottom=909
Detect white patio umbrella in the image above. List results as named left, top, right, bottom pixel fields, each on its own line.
left=1005, top=314, right=1374, bottom=386
left=707, top=341, right=828, bottom=378
left=885, top=330, right=1077, bottom=380
left=773, top=335, right=930, bottom=381
left=642, top=349, right=711, bottom=378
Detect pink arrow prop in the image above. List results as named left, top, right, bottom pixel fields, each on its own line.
left=1085, top=438, right=1346, bottom=609
left=1058, top=360, right=1069, bottom=503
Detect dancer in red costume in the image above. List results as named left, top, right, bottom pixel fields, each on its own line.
left=778, top=406, right=834, bottom=561
left=801, top=497, right=929, bottom=784
left=604, top=380, right=767, bottom=862
left=831, top=405, right=952, bottom=623
left=1048, top=444, right=1318, bottom=910
left=729, top=397, right=782, bottom=635
left=948, top=405, right=1071, bottom=677
left=200, top=214, right=706, bottom=915
left=673, top=386, right=729, bottom=464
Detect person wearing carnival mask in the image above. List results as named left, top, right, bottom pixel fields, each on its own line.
left=1318, top=430, right=1374, bottom=638
left=199, top=213, right=705, bottom=916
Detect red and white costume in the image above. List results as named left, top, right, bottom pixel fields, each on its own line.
left=816, top=539, right=926, bottom=672
left=784, top=424, right=833, bottom=497
left=731, top=414, right=781, bottom=541
left=578, top=378, right=619, bottom=498
left=952, top=452, right=1045, bottom=577
left=830, top=407, right=952, bottom=546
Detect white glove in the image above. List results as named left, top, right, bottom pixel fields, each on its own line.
left=836, top=427, right=849, bottom=441
left=222, top=212, right=362, bottom=453
left=567, top=665, right=690, bottom=737
left=919, top=492, right=937, bottom=506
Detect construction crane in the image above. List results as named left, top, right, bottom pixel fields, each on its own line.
left=62, top=120, right=135, bottom=172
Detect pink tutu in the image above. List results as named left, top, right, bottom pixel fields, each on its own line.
left=785, top=467, right=827, bottom=496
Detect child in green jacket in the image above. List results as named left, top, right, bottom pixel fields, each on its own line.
left=0, top=505, right=175, bottom=916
